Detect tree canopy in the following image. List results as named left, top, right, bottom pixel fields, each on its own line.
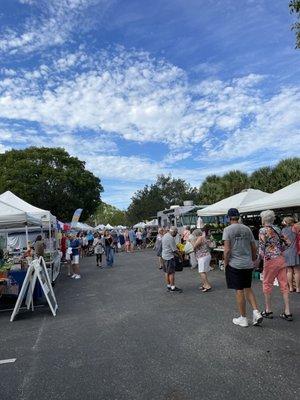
left=198, top=171, right=249, bottom=205
left=290, top=0, right=300, bottom=48
left=0, top=147, right=103, bottom=221
left=126, top=175, right=198, bottom=224
left=90, top=202, right=128, bottom=226
left=126, top=158, right=300, bottom=223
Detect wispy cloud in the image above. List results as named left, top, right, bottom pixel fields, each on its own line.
left=0, top=0, right=113, bottom=55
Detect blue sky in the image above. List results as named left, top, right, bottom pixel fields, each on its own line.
left=0, top=0, right=299, bottom=209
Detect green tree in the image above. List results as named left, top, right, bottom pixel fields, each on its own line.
left=290, top=0, right=300, bottom=48
left=126, top=175, right=198, bottom=224
left=198, top=171, right=249, bottom=204
left=271, top=157, right=300, bottom=190
left=221, top=170, right=249, bottom=197
left=90, top=203, right=128, bottom=226
left=249, top=166, right=275, bottom=193
left=0, top=147, right=103, bottom=221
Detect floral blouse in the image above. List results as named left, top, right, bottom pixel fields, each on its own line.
left=195, top=237, right=211, bottom=259
left=259, top=225, right=289, bottom=260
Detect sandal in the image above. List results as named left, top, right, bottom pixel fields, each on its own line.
left=261, top=310, right=273, bottom=319
left=279, top=313, right=293, bottom=321
left=202, top=287, right=212, bottom=293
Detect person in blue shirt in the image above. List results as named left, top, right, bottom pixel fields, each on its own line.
left=128, top=228, right=137, bottom=252
left=70, top=234, right=81, bottom=279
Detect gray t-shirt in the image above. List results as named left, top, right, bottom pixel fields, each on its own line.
left=222, top=223, right=255, bottom=269
left=162, top=232, right=177, bottom=261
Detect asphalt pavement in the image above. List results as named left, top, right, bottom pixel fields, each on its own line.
left=0, top=249, right=299, bottom=400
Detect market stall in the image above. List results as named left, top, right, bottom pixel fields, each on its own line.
left=0, top=200, right=43, bottom=299
left=0, top=191, right=61, bottom=281
left=240, top=180, right=300, bottom=214
left=197, top=189, right=269, bottom=217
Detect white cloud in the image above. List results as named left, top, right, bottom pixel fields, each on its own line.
left=206, top=87, right=300, bottom=160
left=0, top=0, right=113, bottom=54
left=0, top=48, right=287, bottom=153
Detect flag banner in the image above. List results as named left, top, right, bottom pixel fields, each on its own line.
left=71, top=208, right=83, bottom=227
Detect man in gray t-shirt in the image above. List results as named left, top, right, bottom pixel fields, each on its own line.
left=222, top=223, right=256, bottom=269
left=223, top=208, right=262, bottom=328
left=161, top=227, right=183, bottom=293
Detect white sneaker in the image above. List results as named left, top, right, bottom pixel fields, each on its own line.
left=71, top=274, right=76, bottom=278
left=253, top=310, right=263, bottom=326
left=74, top=274, right=81, bottom=279
left=233, top=316, right=249, bottom=327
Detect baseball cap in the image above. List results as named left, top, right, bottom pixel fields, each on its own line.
left=227, top=208, right=240, bottom=218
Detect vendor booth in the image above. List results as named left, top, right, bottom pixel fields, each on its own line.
left=0, top=191, right=61, bottom=282
left=197, top=189, right=269, bottom=217
left=240, top=181, right=300, bottom=214
left=0, top=200, right=43, bottom=299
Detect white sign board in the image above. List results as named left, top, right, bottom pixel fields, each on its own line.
left=10, top=257, right=58, bottom=322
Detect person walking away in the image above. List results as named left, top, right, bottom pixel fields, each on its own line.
left=136, top=230, right=142, bottom=250
left=282, top=217, right=300, bottom=293
left=124, top=230, right=131, bottom=253
left=93, top=233, right=104, bottom=267
left=34, top=235, right=45, bottom=258
left=185, top=229, right=197, bottom=269
left=162, top=227, right=183, bottom=293
left=128, top=228, right=136, bottom=252
left=118, top=231, right=125, bottom=251
left=104, top=230, right=114, bottom=267
left=70, top=234, right=81, bottom=279
left=223, top=208, right=263, bottom=327
left=154, top=228, right=165, bottom=269
left=259, top=210, right=292, bottom=321
left=193, top=229, right=212, bottom=292
left=86, top=231, right=94, bottom=254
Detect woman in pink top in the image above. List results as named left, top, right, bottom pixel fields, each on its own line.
left=259, top=210, right=292, bottom=321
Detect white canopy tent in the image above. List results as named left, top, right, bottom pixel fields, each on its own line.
left=0, top=191, right=56, bottom=225
left=95, top=224, right=105, bottom=230
left=133, top=222, right=146, bottom=229
left=145, top=219, right=158, bottom=227
left=0, top=191, right=57, bottom=252
left=105, top=223, right=114, bottom=230
left=0, top=200, right=42, bottom=247
left=197, top=189, right=269, bottom=217
left=240, top=181, right=300, bottom=213
left=73, top=222, right=95, bottom=231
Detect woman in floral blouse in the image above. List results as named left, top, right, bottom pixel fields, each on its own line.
left=259, top=210, right=292, bottom=321
left=193, top=229, right=212, bottom=292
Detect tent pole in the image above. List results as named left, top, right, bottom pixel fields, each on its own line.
left=25, top=224, right=29, bottom=248
left=49, top=221, right=52, bottom=253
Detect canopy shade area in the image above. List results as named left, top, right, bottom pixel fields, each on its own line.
left=0, top=200, right=42, bottom=229
left=197, top=189, right=269, bottom=217
left=0, top=191, right=56, bottom=225
left=240, top=181, right=300, bottom=213
left=133, top=222, right=146, bottom=228
left=145, top=219, right=158, bottom=227
left=95, top=224, right=105, bottom=230
left=105, top=224, right=114, bottom=230
left=73, top=222, right=95, bottom=231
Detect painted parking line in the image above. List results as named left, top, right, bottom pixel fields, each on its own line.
left=0, top=358, right=16, bottom=365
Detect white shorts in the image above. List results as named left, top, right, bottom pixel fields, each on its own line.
left=71, top=255, right=80, bottom=264
left=198, top=254, right=211, bottom=273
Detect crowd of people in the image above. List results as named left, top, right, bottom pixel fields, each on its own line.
left=155, top=208, right=300, bottom=327
left=59, top=228, right=154, bottom=279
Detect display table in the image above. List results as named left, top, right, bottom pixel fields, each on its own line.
left=0, top=270, right=43, bottom=300
left=211, top=247, right=224, bottom=270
